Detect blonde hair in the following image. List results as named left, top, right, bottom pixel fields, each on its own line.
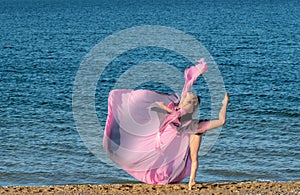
left=187, top=92, right=200, bottom=118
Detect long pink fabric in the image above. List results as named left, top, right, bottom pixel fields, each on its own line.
left=103, top=59, right=210, bottom=184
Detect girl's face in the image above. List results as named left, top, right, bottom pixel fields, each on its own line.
left=186, top=92, right=199, bottom=106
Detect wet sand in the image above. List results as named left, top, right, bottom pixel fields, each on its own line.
left=1, top=181, right=299, bottom=194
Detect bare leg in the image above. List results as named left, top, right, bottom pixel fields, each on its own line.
left=188, top=134, right=202, bottom=190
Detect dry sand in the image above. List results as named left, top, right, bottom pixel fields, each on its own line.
left=1, top=181, right=299, bottom=195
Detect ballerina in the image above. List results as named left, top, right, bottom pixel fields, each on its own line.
left=186, top=92, right=229, bottom=190
left=103, top=58, right=229, bottom=186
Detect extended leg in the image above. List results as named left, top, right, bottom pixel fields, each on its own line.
left=188, top=134, right=202, bottom=190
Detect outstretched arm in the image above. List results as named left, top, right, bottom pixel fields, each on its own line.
left=206, top=93, right=229, bottom=131
left=188, top=93, right=229, bottom=134
left=155, top=101, right=172, bottom=113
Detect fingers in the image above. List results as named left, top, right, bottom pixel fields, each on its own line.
left=222, top=92, right=230, bottom=106
left=224, top=92, right=229, bottom=99
left=226, top=92, right=229, bottom=101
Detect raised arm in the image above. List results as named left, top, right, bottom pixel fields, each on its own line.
left=185, top=93, right=229, bottom=134
left=206, top=93, right=229, bottom=131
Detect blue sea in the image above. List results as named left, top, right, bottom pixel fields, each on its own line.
left=1, top=0, right=299, bottom=186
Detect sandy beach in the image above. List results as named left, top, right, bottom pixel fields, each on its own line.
left=1, top=181, right=299, bottom=195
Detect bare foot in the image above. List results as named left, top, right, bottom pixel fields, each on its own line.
left=188, top=181, right=196, bottom=190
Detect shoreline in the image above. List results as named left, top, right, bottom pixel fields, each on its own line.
left=1, top=181, right=299, bottom=194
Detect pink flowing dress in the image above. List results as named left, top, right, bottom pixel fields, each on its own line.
left=103, top=59, right=210, bottom=184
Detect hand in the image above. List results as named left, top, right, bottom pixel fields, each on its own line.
left=222, top=93, right=229, bottom=106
